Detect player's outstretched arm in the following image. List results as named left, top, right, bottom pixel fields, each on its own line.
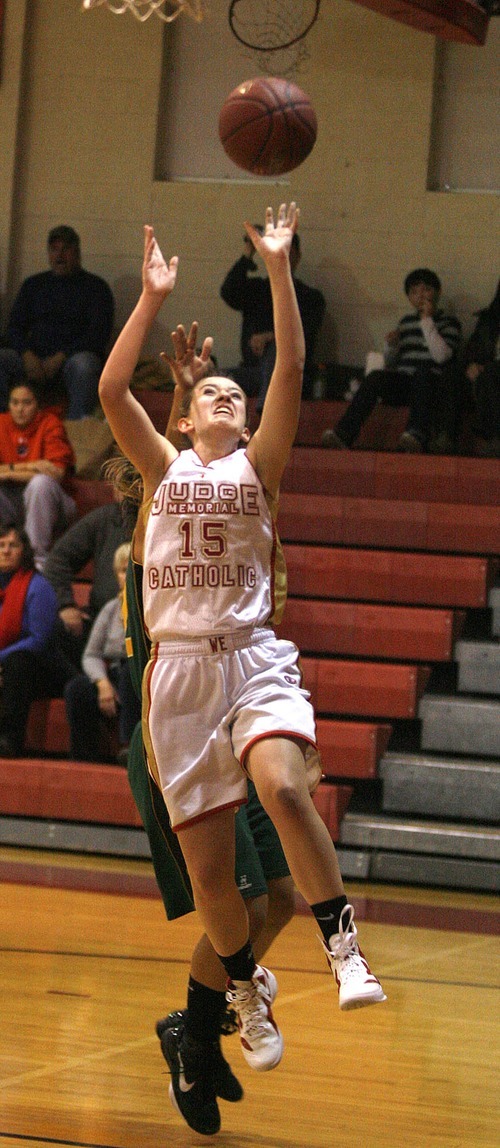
left=246, top=203, right=305, bottom=497
left=99, top=226, right=179, bottom=495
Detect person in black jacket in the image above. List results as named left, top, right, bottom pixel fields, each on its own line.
left=220, top=226, right=325, bottom=410
left=43, top=495, right=131, bottom=676
left=0, top=225, right=114, bottom=418
left=464, top=279, right=500, bottom=456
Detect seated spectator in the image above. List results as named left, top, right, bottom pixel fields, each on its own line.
left=0, top=378, right=76, bottom=570
left=464, top=278, right=499, bottom=457
left=64, top=543, right=140, bottom=762
left=0, top=225, right=114, bottom=418
left=0, top=524, right=68, bottom=757
left=43, top=491, right=133, bottom=677
left=220, top=226, right=325, bottom=411
left=322, top=268, right=461, bottom=453
left=43, top=486, right=133, bottom=679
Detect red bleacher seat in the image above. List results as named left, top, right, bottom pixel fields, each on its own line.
left=312, top=782, right=354, bottom=841
left=284, top=450, right=500, bottom=508
left=68, top=477, right=114, bottom=517
left=316, top=719, right=392, bottom=779
left=426, top=503, right=500, bottom=555
left=279, top=599, right=464, bottom=661
left=25, top=697, right=119, bottom=760
left=301, top=656, right=430, bottom=718
left=284, top=545, right=495, bottom=608
left=25, top=698, right=70, bottom=755
left=278, top=492, right=499, bottom=555
left=0, top=757, right=141, bottom=825
left=373, top=454, right=500, bottom=506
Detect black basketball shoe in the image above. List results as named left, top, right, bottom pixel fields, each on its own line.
left=162, top=1024, right=221, bottom=1137
left=157, top=1010, right=243, bottom=1103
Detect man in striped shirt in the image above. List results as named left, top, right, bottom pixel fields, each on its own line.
left=322, top=268, right=461, bottom=452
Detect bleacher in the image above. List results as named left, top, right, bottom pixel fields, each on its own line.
left=1, top=394, right=498, bottom=890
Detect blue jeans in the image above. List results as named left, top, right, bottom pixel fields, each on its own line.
left=0, top=347, right=102, bottom=418
left=335, top=364, right=438, bottom=448
left=64, top=661, right=141, bottom=762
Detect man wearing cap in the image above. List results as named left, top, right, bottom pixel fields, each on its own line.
left=0, top=226, right=114, bottom=418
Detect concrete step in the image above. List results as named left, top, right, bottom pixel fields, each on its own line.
left=339, top=811, right=500, bottom=861
left=419, top=694, right=500, bottom=757
left=455, top=639, right=500, bottom=695
left=379, top=751, right=500, bottom=822
left=0, top=815, right=151, bottom=857
left=359, top=850, right=499, bottom=892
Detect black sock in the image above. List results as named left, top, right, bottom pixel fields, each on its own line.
left=184, top=977, right=227, bottom=1045
left=217, top=939, right=256, bottom=984
left=311, top=895, right=349, bottom=944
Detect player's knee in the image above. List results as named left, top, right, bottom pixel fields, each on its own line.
left=262, top=778, right=304, bottom=826
left=191, top=857, right=232, bottom=903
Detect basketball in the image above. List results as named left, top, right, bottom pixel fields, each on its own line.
left=218, top=76, right=317, bottom=177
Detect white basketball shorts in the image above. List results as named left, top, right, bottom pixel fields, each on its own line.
left=143, top=626, right=321, bottom=831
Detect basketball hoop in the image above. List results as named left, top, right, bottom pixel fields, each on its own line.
left=82, top=0, right=206, bottom=23
left=228, top=0, right=320, bottom=77
left=228, top=0, right=320, bottom=51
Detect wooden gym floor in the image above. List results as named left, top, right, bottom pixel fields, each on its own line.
left=0, top=847, right=498, bottom=1148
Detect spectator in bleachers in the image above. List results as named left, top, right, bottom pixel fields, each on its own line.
left=220, top=226, right=325, bottom=410
left=0, top=225, right=114, bottom=418
left=321, top=268, right=461, bottom=453
left=0, top=524, right=67, bottom=758
left=63, top=542, right=140, bottom=762
left=464, top=278, right=500, bottom=457
left=0, top=378, right=76, bottom=570
left=43, top=491, right=132, bottom=678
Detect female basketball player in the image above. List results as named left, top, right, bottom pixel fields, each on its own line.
left=99, top=203, right=385, bottom=1085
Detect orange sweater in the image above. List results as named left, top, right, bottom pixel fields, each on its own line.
left=0, top=410, right=74, bottom=477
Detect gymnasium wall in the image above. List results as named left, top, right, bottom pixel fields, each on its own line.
left=0, top=0, right=498, bottom=372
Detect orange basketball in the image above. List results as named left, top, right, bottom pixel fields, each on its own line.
left=218, top=76, right=317, bottom=176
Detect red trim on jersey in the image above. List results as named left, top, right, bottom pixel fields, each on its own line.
left=240, top=729, right=317, bottom=772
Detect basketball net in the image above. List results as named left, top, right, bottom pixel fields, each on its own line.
left=228, top=0, right=320, bottom=78
left=81, top=0, right=206, bottom=23
left=238, top=41, right=311, bottom=79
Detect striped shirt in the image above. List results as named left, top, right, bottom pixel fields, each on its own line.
left=386, top=310, right=461, bottom=376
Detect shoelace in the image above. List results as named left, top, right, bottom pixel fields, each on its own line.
left=226, top=983, right=270, bottom=1040
left=319, top=903, right=360, bottom=961
left=332, top=904, right=358, bottom=955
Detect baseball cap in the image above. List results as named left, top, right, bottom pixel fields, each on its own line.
left=47, top=225, right=80, bottom=247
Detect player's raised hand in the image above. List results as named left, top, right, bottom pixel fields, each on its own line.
left=142, top=225, right=179, bottom=300
left=162, top=321, right=214, bottom=390
left=245, top=203, right=299, bottom=263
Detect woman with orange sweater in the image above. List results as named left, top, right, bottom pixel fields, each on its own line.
left=0, top=378, right=76, bottom=569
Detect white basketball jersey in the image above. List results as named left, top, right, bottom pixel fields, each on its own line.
left=143, top=448, right=287, bottom=640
